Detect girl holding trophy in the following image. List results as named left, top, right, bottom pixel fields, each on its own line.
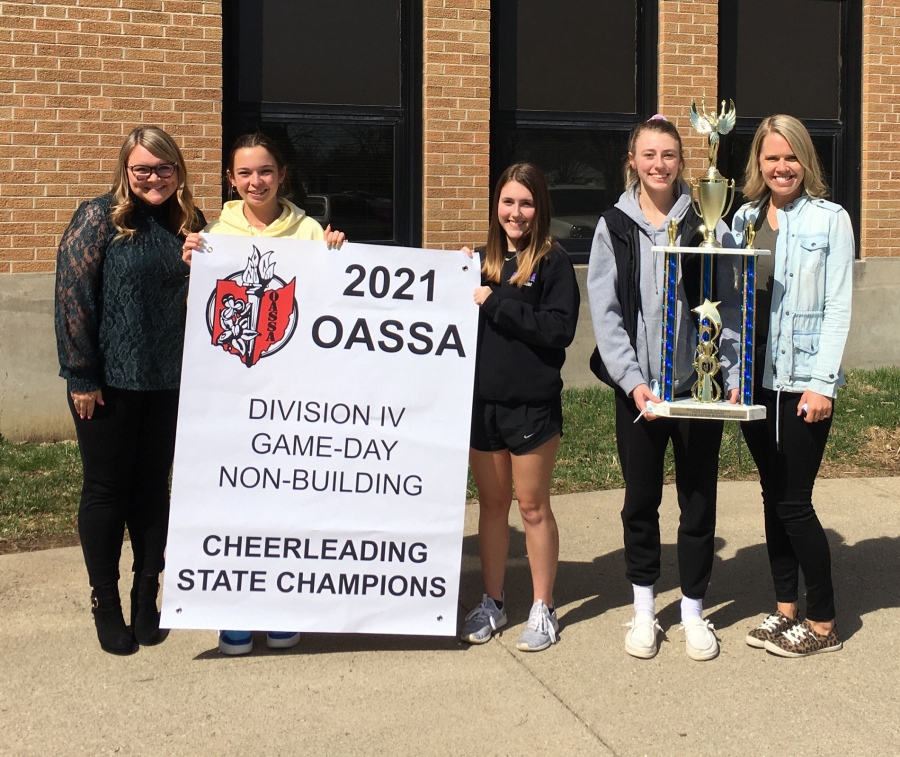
left=732, top=115, right=853, bottom=657
left=587, top=115, right=740, bottom=661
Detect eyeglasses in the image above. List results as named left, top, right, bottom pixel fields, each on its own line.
left=127, top=163, right=177, bottom=180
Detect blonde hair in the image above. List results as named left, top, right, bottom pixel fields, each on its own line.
left=624, top=117, right=685, bottom=191
left=110, top=126, right=202, bottom=240
left=742, top=114, right=828, bottom=204
left=483, top=163, right=554, bottom=287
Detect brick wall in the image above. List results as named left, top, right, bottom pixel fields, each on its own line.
left=0, top=0, right=222, bottom=273
left=658, top=1, right=720, bottom=186
left=861, top=0, right=900, bottom=258
left=421, top=0, right=490, bottom=250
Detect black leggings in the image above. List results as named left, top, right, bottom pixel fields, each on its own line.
left=741, top=388, right=835, bottom=621
left=69, top=387, right=179, bottom=588
left=615, top=392, right=724, bottom=599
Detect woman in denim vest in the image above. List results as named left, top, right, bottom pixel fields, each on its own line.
left=731, top=115, right=853, bottom=657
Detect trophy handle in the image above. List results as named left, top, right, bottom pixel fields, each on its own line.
left=722, top=179, right=736, bottom=219
left=689, top=178, right=704, bottom=220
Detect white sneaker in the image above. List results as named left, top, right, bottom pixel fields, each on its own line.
left=516, top=600, right=559, bottom=652
left=682, top=617, right=719, bottom=661
left=624, top=614, right=662, bottom=659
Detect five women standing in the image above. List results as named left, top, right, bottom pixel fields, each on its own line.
left=56, top=114, right=850, bottom=660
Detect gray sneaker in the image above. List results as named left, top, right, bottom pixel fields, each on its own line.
left=516, top=600, right=559, bottom=652
left=460, top=593, right=507, bottom=644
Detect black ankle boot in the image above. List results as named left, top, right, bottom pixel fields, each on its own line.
left=91, top=585, right=138, bottom=655
left=130, top=573, right=162, bottom=646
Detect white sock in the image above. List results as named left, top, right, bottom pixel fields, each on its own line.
left=681, top=596, right=703, bottom=622
left=633, top=584, right=655, bottom=619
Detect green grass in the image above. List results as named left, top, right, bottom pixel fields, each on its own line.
left=4, top=369, right=900, bottom=552
left=0, top=439, right=81, bottom=549
left=824, top=368, right=900, bottom=474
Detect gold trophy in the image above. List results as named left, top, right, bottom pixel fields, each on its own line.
left=645, top=97, right=767, bottom=422
left=689, top=99, right=737, bottom=248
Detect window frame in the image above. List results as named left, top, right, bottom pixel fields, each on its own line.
left=221, top=0, right=422, bottom=247
left=717, top=0, right=862, bottom=252
left=490, top=0, right=659, bottom=264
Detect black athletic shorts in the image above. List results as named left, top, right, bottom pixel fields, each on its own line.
left=469, top=395, right=563, bottom=455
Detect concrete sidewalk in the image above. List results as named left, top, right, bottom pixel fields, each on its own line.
left=2, top=478, right=899, bottom=757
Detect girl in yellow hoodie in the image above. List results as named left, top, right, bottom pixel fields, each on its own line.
left=182, top=131, right=344, bottom=257
left=183, top=131, right=344, bottom=654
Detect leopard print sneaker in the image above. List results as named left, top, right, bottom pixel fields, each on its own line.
left=763, top=619, right=843, bottom=657
left=745, top=610, right=798, bottom=649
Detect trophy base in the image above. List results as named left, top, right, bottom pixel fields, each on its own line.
left=645, top=398, right=766, bottom=421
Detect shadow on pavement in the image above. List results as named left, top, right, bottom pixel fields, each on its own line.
left=459, top=524, right=900, bottom=643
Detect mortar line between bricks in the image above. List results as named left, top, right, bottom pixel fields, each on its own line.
left=496, top=641, right=621, bottom=757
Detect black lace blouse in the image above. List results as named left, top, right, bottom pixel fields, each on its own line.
left=55, top=194, right=205, bottom=393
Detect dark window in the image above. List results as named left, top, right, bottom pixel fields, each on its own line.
left=718, top=0, right=861, bottom=247
left=492, top=0, right=658, bottom=262
left=223, top=0, right=420, bottom=246
left=733, top=0, right=840, bottom=120
left=496, top=0, right=638, bottom=113
left=236, top=0, right=401, bottom=107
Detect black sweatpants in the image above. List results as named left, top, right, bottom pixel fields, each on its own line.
left=740, top=388, right=835, bottom=621
left=615, top=392, right=724, bottom=599
left=69, top=386, right=179, bottom=588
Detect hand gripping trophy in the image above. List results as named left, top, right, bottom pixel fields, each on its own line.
left=646, top=98, right=768, bottom=421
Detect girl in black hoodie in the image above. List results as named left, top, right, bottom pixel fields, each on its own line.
left=459, top=163, right=580, bottom=652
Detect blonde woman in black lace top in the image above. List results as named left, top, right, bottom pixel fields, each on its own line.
left=55, top=126, right=205, bottom=655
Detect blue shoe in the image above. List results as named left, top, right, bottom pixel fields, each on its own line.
left=218, top=630, right=253, bottom=655
left=266, top=631, right=301, bottom=649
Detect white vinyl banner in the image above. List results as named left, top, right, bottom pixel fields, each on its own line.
left=160, top=235, right=480, bottom=636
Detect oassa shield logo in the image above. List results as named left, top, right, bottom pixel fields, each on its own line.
left=206, top=246, right=298, bottom=367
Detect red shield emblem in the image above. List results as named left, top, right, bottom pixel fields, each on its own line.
left=206, top=246, right=298, bottom=367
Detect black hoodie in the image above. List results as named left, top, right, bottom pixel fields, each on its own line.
left=475, top=243, right=580, bottom=403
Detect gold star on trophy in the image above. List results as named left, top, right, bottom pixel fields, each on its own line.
left=692, top=299, right=722, bottom=329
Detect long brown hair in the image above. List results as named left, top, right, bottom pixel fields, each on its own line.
left=742, top=114, right=828, bottom=204
left=109, top=126, right=201, bottom=240
left=483, top=163, right=554, bottom=287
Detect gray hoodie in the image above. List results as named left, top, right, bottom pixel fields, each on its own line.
left=587, top=184, right=740, bottom=398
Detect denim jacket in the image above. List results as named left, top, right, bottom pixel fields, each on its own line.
left=731, top=193, right=853, bottom=398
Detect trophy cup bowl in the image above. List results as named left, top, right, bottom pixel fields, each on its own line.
left=690, top=170, right=735, bottom=249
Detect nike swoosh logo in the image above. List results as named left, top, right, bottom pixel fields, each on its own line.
left=523, top=432, right=535, bottom=439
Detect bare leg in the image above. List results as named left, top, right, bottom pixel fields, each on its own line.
left=469, top=448, right=513, bottom=600
left=776, top=601, right=798, bottom=620
left=510, top=435, right=561, bottom=605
